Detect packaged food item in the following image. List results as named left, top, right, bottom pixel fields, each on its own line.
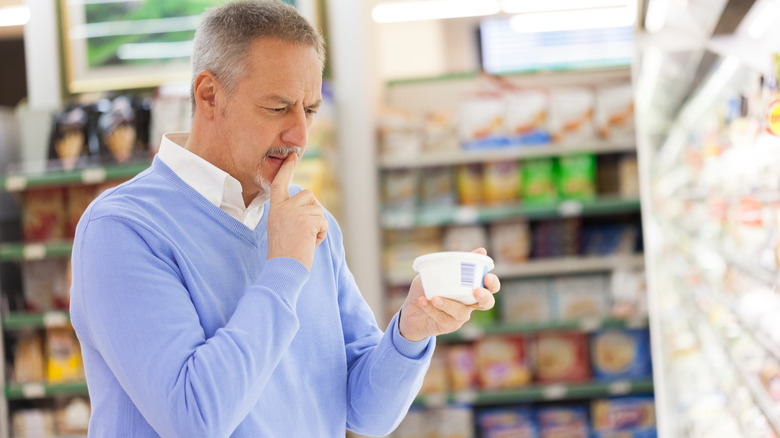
left=619, top=154, right=640, bottom=197
left=519, top=160, right=556, bottom=206
left=549, top=88, right=596, bottom=144
left=595, top=83, right=635, bottom=141
left=534, top=332, right=590, bottom=383
left=382, top=169, right=418, bottom=213
left=419, top=166, right=456, bottom=209
left=610, top=268, right=647, bottom=319
left=500, top=279, right=553, bottom=324
left=477, top=406, right=538, bottom=438
left=12, top=331, right=45, bottom=383
left=443, top=225, right=488, bottom=252
left=581, top=224, right=639, bottom=257
left=483, top=160, right=520, bottom=205
left=55, top=397, right=91, bottom=435
left=475, top=336, right=532, bottom=389
left=591, top=397, right=656, bottom=433
left=47, top=105, right=88, bottom=170
left=457, top=163, right=484, bottom=205
left=22, top=187, right=68, bottom=242
left=98, top=95, right=147, bottom=163
left=557, top=154, right=597, bottom=200
left=382, top=227, right=442, bottom=287
left=447, top=344, right=477, bottom=391
left=46, top=327, right=84, bottom=383
left=437, top=405, right=475, bottom=438
left=23, top=259, right=70, bottom=311
left=420, top=347, right=449, bottom=394
left=591, top=329, right=652, bottom=381
left=505, top=89, right=551, bottom=146
left=422, top=110, right=459, bottom=153
left=377, top=107, right=423, bottom=158
left=489, top=220, right=531, bottom=264
left=537, top=405, right=589, bottom=438
left=66, top=185, right=98, bottom=238
left=532, top=218, right=581, bottom=259
left=458, top=95, right=507, bottom=150
left=552, top=274, right=609, bottom=320
left=393, top=407, right=429, bottom=438
left=12, top=409, right=55, bottom=438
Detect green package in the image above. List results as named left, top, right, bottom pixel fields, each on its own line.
left=521, top=158, right=558, bottom=204
left=557, top=154, right=596, bottom=199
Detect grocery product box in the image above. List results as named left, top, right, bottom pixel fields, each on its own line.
left=521, top=158, right=558, bottom=204
left=22, top=187, right=68, bottom=242
left=590, top=329, right=653, bottom=381
left=536, top=405, right=589, bottom=438
left=549, top=88, right=596, bottom=144
left=557, top=154, right=597, bottom=200
left=446, top=344, right=477, bottom=391
left=475, top=336, right=532, bottom=389
left=483, top=160, right=520, bottom=205
left=505, top=89, right=551, bottom=146
left=500, top=279, right=553, bottom=324
left=458, top=95, right=508, bottom=150
left=533, top=332, right=591, bottom=383
left=551, top=274, right=610, bottom=320
left=418, top=166, right=456, bottom=209
left=489, top=220, right=531, bottom=265
left=477, top=406, right=538, bottom=438
left=596, top=83, right=636, bottom=142
left=591, top=396, right=656, bottom=435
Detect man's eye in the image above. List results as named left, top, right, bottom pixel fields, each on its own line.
left=265, top=107, right=285, bottom=113
left=306, top=109, right=318, bottom=117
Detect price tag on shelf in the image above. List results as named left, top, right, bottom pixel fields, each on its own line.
left=579, top=317, right=602, bottom=332
left=21, top=383, right=45, bottom=399
left=23, top=244, right=46, bottom=260
left=82, top=167, right=107, bottom=184
left=455, top=207, right=479, bottom=224
left=558, top=201, right=583, bottom=217
left=453, top=390, right=476, bottom=404
left=5, top=175, right=27, bottom=192
left=43, top=311, right=68, bottom=328
left=542, top=384, right=567, bottom=400
left=423, top=393, right=447, bottom=408
left=608, top=380, right=632, bottom=395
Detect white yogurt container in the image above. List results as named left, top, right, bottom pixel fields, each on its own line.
left=412, top=251, right=495, bottom=305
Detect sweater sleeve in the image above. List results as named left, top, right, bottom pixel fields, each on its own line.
left=328, top=219, right=435, bottom=436
left=70, top=214, right=309, bottom=438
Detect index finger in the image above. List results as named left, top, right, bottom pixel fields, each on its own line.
left=270, top=153, right=298, bottom=205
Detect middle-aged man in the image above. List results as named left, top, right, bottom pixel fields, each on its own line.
left=69, top=1, right=501, bottom=436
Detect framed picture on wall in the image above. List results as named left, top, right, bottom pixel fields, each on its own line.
left=59, top=0, right=298, bottom=93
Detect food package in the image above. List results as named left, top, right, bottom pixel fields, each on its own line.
left=591, top=329, right=652, bottom=381
left=12, top=409, right=56, bottom=438
left=447, top=344, right=477, bottom=391
left=443, top=225, right=488, bottom=252
left=22, top=187, right=68, bottom=242
left=534, top=332, right=590, bottom=383
left=596, top=83, right=635, bottom=141
left=46, top=327, right=84, bottom=383
left=420, top=347, right=449, bottom=394
left=505, top=89, right=551, bottom=146
left=419, top=166, right=456, bottom=209
left=532, top=218, right=581, bottom=259
left=475, top=336, right=532, bottom=389
left=483, top=160, right=520, bottom=205
left=521, top=158, right=558, bottom=204
left=67, top=185, right=98, bottom=238
left=383, top=227, right=442, bottom=287
left=457, top=163, right=484, bottom=205
left=500, top=279, right=553, bottom=324
left=591, top=397, right=656, bottom=433
left=581, top=224, right=639, bottom=256
left=22, top=259, right=70, bottom=311
left=12, top=331, right=45, bottom=383
left=619, top=154, right=640, bottom=197
left=477, top=406, right=538, bottom=438
left=458, top=95, right=507, bottom=150
left=537, top=405, right=589, bottom=438
left=392, top=408, right=429, bottom=438
left=422, top=110, right=459, bottom=153
left=47, top=106, right=88, bottom=170
left=55, top=397, right=91, bottom=435
left=556, top=154, right=597, bottom=200
left=437, top=405, right=475, bottom=438
left=549, top=88, right=596, bottom=144
left=610, top=268, right=647, bottom=319
left=377, top=107, right=423, bottom=158
left=552, top=274, right=609, bottom=320
left=382, top=169, right=418, bottom=213
left=489, top=220, right=531, bottom=264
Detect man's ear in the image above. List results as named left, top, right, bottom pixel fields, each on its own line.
left=193, top=70, right=219, bottom=118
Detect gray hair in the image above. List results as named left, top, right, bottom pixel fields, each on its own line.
left=190, top=0, right=325, bottom=114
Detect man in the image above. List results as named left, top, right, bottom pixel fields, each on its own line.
left=70, top=1, right=500, bottom=437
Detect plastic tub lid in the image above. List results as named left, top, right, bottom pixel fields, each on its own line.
left=412, top=251, right=495, bottom=272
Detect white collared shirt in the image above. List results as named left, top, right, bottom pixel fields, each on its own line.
left=157, top=132, right=266, bottom=230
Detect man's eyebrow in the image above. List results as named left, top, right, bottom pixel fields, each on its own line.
left=263, top=95, right=322, bottom=109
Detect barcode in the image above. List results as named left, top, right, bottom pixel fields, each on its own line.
left=461, top=262, right=475, bottom=287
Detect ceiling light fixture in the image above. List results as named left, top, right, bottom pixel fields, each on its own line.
left=501, top=0, right=629, bottom=14
left=644, top=0, right=669, bottom=33
left=0, top=5, right=31, bottom=27
left=371, top=0, right=501, bottom=23
left=510, top=6, right=636, bottom=33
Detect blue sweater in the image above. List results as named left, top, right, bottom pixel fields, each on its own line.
left=70, top=158, right=434, bottom=437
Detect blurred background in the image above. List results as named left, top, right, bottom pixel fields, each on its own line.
left=0, top=0, right=779, bottom=437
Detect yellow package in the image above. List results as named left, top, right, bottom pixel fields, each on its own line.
left=483, top=160, right=520, bottom=205
left=457, top=164, right=484, bottom=205
left=46, top=328, right=84, bottom=383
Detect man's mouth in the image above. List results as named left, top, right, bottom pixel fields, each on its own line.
left=264, top=148, right=301, bottom=167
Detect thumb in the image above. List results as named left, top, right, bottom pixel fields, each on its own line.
left=270, top=153, right=298, bottom=205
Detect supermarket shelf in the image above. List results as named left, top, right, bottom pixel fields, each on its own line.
left=381, top=197, right=641, bottom=229
left=0, top=241, right=73, bottom=262
left=438, top=316, right=649, bottom=342
left=4, top=381, right=88, bottom=400
left=385, top=254, right=645, bottom=286
left=380, top=141, right=636, bottom=169
left=2, top=312, right=70, bottom=330
left=0, top=162, right=151, bottom=192
left=415, top=379, right=654, bottom=407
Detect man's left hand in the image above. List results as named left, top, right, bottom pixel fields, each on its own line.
left=398, top=248, right=501, bottom=342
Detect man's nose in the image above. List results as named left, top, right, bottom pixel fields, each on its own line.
left=281, top=107, right=309, bottom=147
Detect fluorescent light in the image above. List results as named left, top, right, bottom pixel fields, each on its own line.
left=644, top=0, right=669, bottom=33
left=747, top=0, right=780, bottom=39
left=509, top=6, right=636, bottom=33
left=501, top=0, right=629, bottom=14
left=0, top=6, right=30, bottom=27
left=371, top=0, right=501, bottom=23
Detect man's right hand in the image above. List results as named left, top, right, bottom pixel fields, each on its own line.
left=267, top=154, right=328, bottom=270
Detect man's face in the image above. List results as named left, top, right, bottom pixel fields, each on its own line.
left=216, top=38, right=322, bottom=202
